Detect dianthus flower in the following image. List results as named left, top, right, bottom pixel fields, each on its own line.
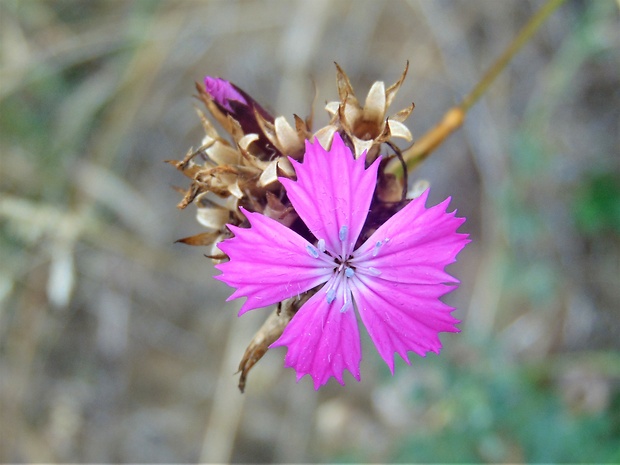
left=215, top=133, right=469, bottom=389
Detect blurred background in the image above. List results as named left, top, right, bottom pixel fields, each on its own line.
left=1, top=0, right=619, bottom=462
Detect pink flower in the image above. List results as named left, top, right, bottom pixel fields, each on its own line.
left=215, top=133, right=469, bottom=389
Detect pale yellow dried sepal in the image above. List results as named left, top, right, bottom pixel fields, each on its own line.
left=363, top=81, right=387, bottom=125
left=206, top=141, right=241, bottom=166
left=167, top=146, right=206, bottom=179
left=313, top=125, right=338, bottom=150
left=245, top=156, right=269, bottom=173
left=195, top=107, right=220, bottom=139
left=342, top=101, right=362, bottom=129
left=258, top=159, right=280, bottom=187
left=291, top=114, right=310, bottom=158
left=227, top=115, right=247, bottom=143
left=325, top=101, right=340, bottom=116
left=277, top=156, right=295, bottom=178
left=390, top=102, right=415, bottom=123
left=227, top=178, right=244, bottom=199
left=258, top=155, right=296, bottom=187
left=335, top=62, right=359, bottom=107
left=201, top=178, right=230, bottom=199
left=208, top=238, right=228, bottom=263
left=351, top=137, right=375, bottom=159
left=274, top=116, right=303, bottom=154
left=385, top=61, right=409, bottom=108
left=238, top=133, right=260, bottom=152
left=200, top=134, right=216, bottom=149
left=237, top=138, right=269, bottom=170
left=387, top=119, right=413, bottom=141
left=196, top=205, right=230, bottom=229
left=166, top=158, right=203, bottom=180
left=293, top=114, right=309, bottom=137
left=223, top=194, right=240, bottom=212
left=254, top=109, right=280, bottom=149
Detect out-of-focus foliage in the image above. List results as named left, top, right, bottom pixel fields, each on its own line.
left=573, top=172, right=620, bottom=236
left=335, top=347, right=620, bottom=463
left=1, top=0, right=618, bottom=463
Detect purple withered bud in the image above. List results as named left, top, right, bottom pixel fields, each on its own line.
left=203, top=76, right=275, bottom=150
left=204, top=76, right=248, bottom=112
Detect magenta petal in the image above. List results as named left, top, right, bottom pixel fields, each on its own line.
left=215, top=208, right=332, bottom=315
left=280, top=133, right=380, bottom=255
left=347, top=190, right=467, bottom=373
left=355, top=189, right=470, bottom=285
left=350, top=274, right=460, bottom=373
left=270, top=284, right=362, bottom=389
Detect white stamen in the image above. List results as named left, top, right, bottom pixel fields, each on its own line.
left=317, top=238, right=326, bottom=253
left=340, top=289, right=353, bottom=312
left=345, top=267, right=355, bottom=278
left=338, top=280, right=353, bottom=313
left=367, top=267, right=381, bottom=276
left=339, top=225, right=348, bottom=242
left=306, top=244, right=319, bottom=258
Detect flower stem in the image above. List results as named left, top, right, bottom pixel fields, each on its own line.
left=387, top=0, right=567, bottom=178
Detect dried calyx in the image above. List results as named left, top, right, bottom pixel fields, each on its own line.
left=170, top=63, right=414, bottom=258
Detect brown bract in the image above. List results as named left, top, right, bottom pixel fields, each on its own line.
left=236, top=295, right=307, bottom=393
left=167, top=98, right=300, bottom=260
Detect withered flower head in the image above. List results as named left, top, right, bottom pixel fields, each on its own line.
left=319, top=62, right=415, bottom=160
left=171, top=65, right=415, bottom=253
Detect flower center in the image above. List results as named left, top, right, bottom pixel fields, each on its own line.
left=304, top=225, right=389, bottom=313
left=322, top=226, right=356, bottom=312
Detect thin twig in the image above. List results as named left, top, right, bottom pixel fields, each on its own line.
left=387, top=0, right=567, bottom=177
